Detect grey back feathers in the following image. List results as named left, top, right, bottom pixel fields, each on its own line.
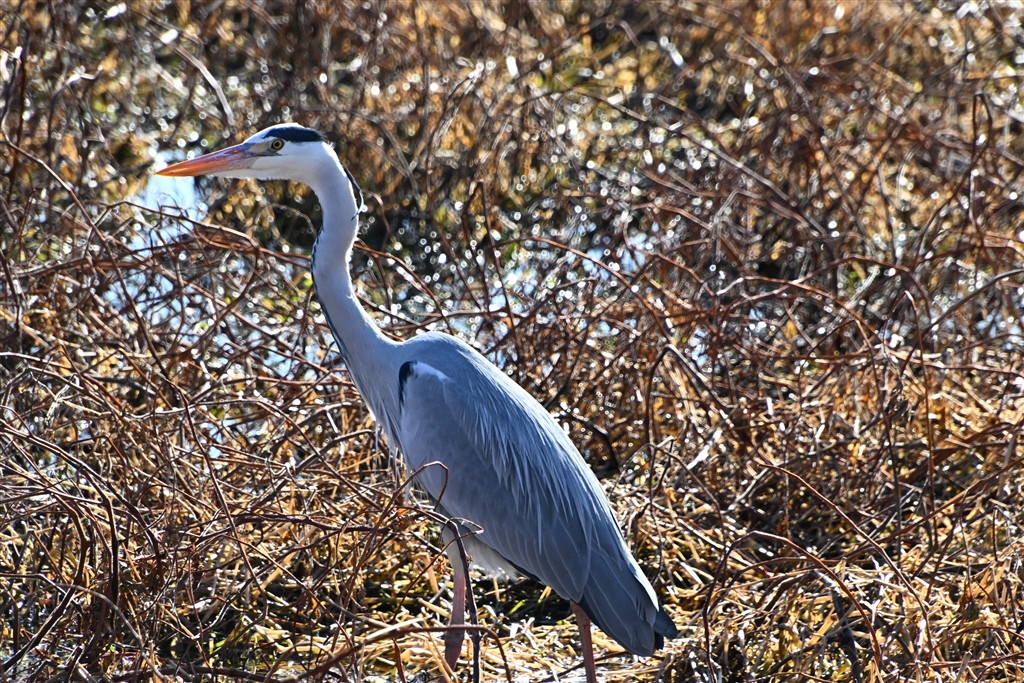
left=388, top=333, right=677, bottom=656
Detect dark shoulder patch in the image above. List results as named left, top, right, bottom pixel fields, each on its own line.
left=268, top=125, right=326, bottom=143
left=398, top=361, right=416, bottom=406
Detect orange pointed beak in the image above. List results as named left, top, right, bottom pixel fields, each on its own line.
left=156, top=142, right=257, bottom=177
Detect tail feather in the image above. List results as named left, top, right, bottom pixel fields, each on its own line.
left=653, top=606, right=678, bottom=649
left=575, top=550, right=677, bottom=657
left=576, top=562, right=646, bottom=654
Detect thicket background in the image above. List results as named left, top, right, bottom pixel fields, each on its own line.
left=2, top=1, right=1023, bottom=681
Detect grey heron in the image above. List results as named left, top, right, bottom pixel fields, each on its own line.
left=157, top=124, right=678, bottom=681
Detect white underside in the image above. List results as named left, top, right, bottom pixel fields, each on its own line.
left=442, top=524, right=521, bottom=581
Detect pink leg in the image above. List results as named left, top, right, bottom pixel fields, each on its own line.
left=444, top=558, right=466, bottom=669
left=571, top=601, right=598, bottom=683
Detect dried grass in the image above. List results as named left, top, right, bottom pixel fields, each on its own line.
left=2, top=1, right=1024, bottom=681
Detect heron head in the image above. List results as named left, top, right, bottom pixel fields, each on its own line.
left=156, top=124, right=331, bottom=182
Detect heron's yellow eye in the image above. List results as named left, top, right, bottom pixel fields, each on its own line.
left=270, top=139, right=284, bottom=151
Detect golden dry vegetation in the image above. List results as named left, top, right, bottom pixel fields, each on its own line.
left=2, top=1, right=1024, bottom=681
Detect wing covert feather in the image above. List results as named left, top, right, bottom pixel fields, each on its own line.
left=391, top=335, right=672, bottom=656
left=398, top=358, right=610, bottom=602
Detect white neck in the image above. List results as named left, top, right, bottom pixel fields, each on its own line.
left=306, top=151, right=399, bottom=424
